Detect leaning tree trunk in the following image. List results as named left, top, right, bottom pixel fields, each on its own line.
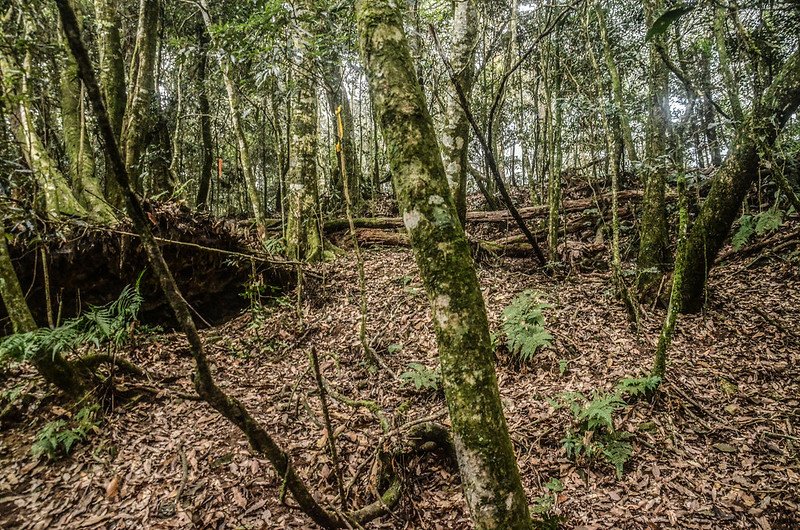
left=356, top=2, right=532, bottom=528
left=637, top=0, right=670, bottom=297
left=121, top=0, right=159, bottom=193
left=0, top=45, right=87, bottom=219
left=286, top=0, right=323, bottom=262
left=678, top=49, right=800, bottom=313
left=441, top=0, right=477, bottom=226
left=0, top=224, right=86, bottom=398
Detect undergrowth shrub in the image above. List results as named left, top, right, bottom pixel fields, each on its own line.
left=501, top=290, right=552, bottom=363
left=550, top=375, right=661, bottom=479
left=32, top=404, right=101, bottom=460
left=399, top=363, right=441, bottom=392
left=0, top=283, right=143, bottom=366
left=732, top=204, right=790, bottom=250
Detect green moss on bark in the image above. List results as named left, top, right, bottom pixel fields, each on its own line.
left=356, top=2, right=531, bottom=528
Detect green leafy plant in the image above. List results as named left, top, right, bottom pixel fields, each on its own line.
left=615, top=375, right=661, bottom=399
left=32, top=405, right=101, bottom=460
left=553, top=391, right=632, bottom=478
left=399, top=363, right=441, bottom=391
left=501, top=290, right=553, bottom=363
left=732, top=208, right=785, bottom=250
left=387, top=343, right=403, bottom=354
left=0, top=283, right=143, bottom=366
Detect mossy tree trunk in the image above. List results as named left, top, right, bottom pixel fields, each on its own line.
left=58, top=9, right=116, bottom=223
left=286, top=0, right=323, bottom=262
left=0, top=43, right=87, bottom=219
left=93, top=0, right=127, bottom=206
left=596, top=4, right=637, bottom=165
left=121, top=0, right=159, bottom=194
left=678, top=49, right=800, bottom=313
left=0, top=224, right=86, bottom=397
left=441, top=0, right=477, bottom=226
left=636, top=0, right=670, bottom=297
left=356, top=2, right=532, bottom=528
left=195, top=21, right=213, bottom=210
left=320, top=51, right=362, bottom=207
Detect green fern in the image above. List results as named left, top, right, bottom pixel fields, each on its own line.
left=0, top=283, right=143, bottom=366
left=32, top=404, right=100, bottom=460
left=601, top=434, right=633, bottom=479
left=501, top=290, right=552, bottom=363
left=578, top=392, right=626, bottom=431
left=615, top=375, right=661, bottom=399
left=399, top=363, right=441, bottom=391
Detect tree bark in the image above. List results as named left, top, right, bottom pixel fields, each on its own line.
left=195, top=22, right=213, bottom=210
left=0, top=42, right=87, bottom=219
left=637, top=0, right=670, bottom=295
left=286, top=0, right=323, bottom=261
left=58, top=9, right=116, bottom=223
left=356, top=2, right=532, bottom=528
left=678, top=49, right=800, bottom=312
left=198, top=0, right=266, bottom=234
left=441, top=0, right=477, bottom=226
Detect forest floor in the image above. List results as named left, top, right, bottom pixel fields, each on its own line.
left=1, top=227, right=799, bottom=529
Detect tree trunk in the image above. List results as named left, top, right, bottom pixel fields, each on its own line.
left=356, top=2, right=532, bottom=528
left=195, top=22, right=213, bottom=210
left=199, top=0, right=266, bottom=234
left=441, top=0, right=477, bottom=226
left=58, top=10, right=116, bottom=223
left=0, top=45, right=87, bottom=219
left=122, top=0, right=159, bottom=193
left=320, top=52, right=362, bottom=206
left=637, top=0, right=670, bottom=296
left=286, top=0, right=323, bottom=262
left=678, top=49, right=800, bottom=313
left=596, top=5, right=637, bottom=164
left=0, top=224, right=86, bottom=397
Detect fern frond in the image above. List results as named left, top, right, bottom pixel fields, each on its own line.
left=502, top=290, right=552, bottom=363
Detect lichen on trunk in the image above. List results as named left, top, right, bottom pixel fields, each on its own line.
left=356, top=2, right=532, bottom=528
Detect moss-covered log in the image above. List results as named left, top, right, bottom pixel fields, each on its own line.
left=356, top=2, right=532, bottom=528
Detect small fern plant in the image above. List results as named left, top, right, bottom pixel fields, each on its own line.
left=501, top=290, right=552, bottom=364
left=552, top=391, right=632, bottom=478
left=32, top=404, right=100, bottom=460
left=0, top=282, right=143, bottom=366
left=615, top=375, right=661, bottom=400
left=399, top=363, right=441, bottom=392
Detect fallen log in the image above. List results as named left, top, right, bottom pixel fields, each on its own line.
left=323, top=189, right=649, bottom=232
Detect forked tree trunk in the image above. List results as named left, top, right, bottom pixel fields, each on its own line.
left=122, top=0, right=159, bottom=193
left=0, top=44, right=87, bottom=219
left=58, top=9, right=116, bottom=223
left=356, top=2, right=532, bottom=528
